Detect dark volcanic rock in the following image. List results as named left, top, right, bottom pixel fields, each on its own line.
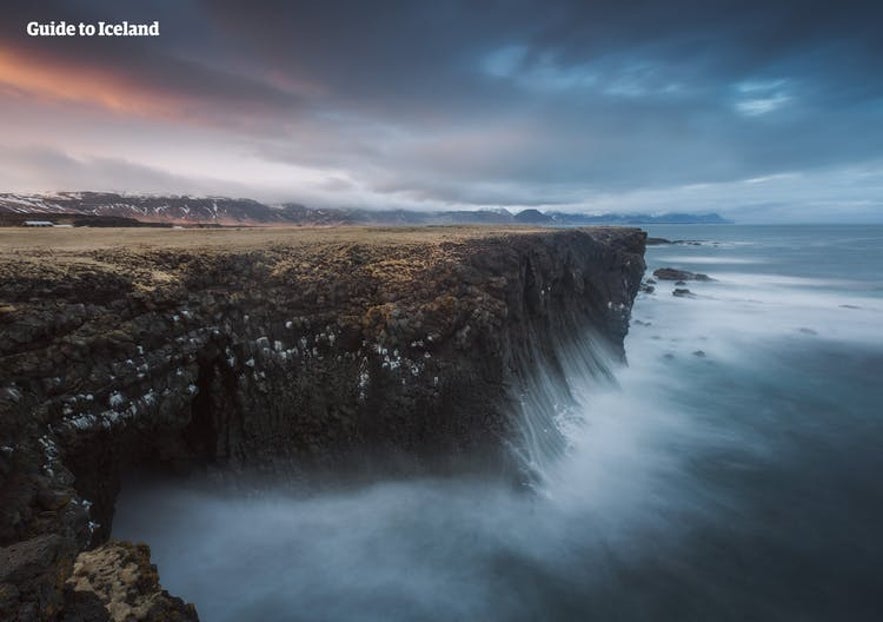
left=673, top=288, right=694, bottom=297
left=0, top=534, right=77, bottom=620
left=653, top=267, right=713, bottom=281
left=0, top=226, right=646, bottom=619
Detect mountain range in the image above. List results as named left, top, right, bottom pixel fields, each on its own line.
left=0, top=192, right=733, bottom=226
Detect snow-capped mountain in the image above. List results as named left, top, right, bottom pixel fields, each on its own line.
left=0, top=192, right=732, bottom=226
left=0, top=192, right=317, bottom=225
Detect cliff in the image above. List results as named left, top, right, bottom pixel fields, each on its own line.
left=0, top=225, right=645, bottom=620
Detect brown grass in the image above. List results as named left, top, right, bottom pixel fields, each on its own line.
left=0, top=225, right=547, bottom=257
left=0, top=226, right=551, bottom=299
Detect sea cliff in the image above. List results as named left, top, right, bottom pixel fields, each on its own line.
left=0, top=226, right=645, bottom=620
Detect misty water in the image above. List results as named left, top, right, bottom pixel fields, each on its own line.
left=115, top=225, right=883, bottom=621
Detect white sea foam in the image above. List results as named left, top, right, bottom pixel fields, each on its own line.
left=115, top=299, right=741, bottom=621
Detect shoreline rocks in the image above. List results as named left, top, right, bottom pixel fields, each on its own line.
left=653, top=267, right=714, bottom=282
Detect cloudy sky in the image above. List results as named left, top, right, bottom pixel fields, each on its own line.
left=1, top=0, right=881, bottom=222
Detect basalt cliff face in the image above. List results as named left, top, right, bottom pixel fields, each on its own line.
left=0, top=226, right=645, bottom=620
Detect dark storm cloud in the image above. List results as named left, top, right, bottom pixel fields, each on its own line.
left=200, top=0, right=883, bottom=201
left=195, top=0, right=883, bottom=106
left=2, top=0, right=882, bottom=213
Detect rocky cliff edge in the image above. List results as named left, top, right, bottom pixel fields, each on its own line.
left=0, top=226, right=645, bottom=620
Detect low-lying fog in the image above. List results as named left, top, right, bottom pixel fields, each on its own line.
left=116, top=226, right=883, bottom=621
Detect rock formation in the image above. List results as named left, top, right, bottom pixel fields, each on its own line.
left=653, top=267, right=714, bottom=281
left=0, top=226, right=645, bottom=620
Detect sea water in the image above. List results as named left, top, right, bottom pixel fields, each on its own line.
left=114, top=225, right=883, bottom=621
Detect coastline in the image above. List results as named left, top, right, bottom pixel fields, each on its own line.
left=0, top=225, right=646, bottom=620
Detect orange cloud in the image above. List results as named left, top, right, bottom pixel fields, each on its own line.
left=0, top=45, right=183, bottom=118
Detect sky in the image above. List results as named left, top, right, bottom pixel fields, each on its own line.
left=1, top=0, right=882, bottom=222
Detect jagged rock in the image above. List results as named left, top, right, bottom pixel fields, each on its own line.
left=64, top=541, right=197, bottom=621
left=653, top=267, right=713, bottom=281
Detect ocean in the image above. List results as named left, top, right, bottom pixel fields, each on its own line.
left=114, top=225, right=883, bottom=621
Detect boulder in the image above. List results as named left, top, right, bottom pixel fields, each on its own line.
left=653, top=267, right=713, bottom=281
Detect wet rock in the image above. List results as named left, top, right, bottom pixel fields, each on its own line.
left=653, top=267, right=713, bottom=281
left=646, top=237, right=672, bottom=245
left=692, top=350, right=706, bottom=357
left=673, top=288, right=694, bottom=298
left=798, top=327, right=818, bottom=335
